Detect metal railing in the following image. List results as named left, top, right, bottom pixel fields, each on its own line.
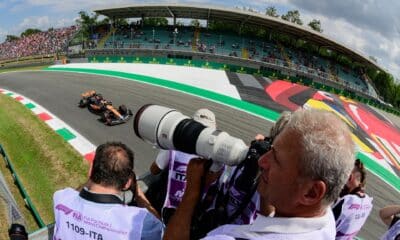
left=0, top=144, right=45, bottom=228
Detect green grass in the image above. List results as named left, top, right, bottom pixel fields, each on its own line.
left=0, top=94, right=89, bottom=235
left=0, top=65, right=50, bottom=73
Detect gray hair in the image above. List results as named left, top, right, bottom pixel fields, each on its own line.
left=286, top=108, right=355, bottom=205
left=270, top=111, right=291, bottom=139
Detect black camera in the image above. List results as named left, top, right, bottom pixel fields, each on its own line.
left=9, top=223, right=28, bottom=240
left=235, top=137, right=272, bottom=192
left=190, top=138, right=272, bottom=239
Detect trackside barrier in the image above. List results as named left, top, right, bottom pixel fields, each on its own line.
left=87, top=55, right=400, bottom=116
left=0, top=144, right=45, bottom=228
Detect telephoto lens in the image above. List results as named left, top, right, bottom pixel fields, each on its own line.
left=134, top=104, right=249, bottom=166
left=9, top=223, right=28, bottom=240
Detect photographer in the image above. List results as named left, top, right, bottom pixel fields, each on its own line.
left=380, top=204, right=400, bottom=240
left=165, top=108, right=356, bottom=240
left=332, top=159, right=373, bottom=239
left=189, top=111, right=292, bottom=238
left=53, top=142, right=163, bottom=240
left=148, top=108, right=218, bottom=224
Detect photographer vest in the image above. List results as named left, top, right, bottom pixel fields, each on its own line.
left=333, top=194, right=373, bottom=239
left=53, top=188, right=147, bottom=240
left=381, top=218, right=400, bottom=240
left=163, top=150, right=197, bottom=209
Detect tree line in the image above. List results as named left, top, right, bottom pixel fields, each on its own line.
left=5, top=28, right=44, bottom=42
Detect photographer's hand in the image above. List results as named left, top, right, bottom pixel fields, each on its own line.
left=186, top=158, right=208, bottom=196
left=254, top=133, right=265, bottom=141
left=135, top=184, right=161, bottom=219
left=379, top=205, right=400, bottom=227
left=164, top=158, right=208, bottom=240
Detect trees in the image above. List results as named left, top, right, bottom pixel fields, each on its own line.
left=265, top=6, right=279, bottom=18
left=20, top=28, right=41, bottom=38
left=5, top=35, right=19, bottom=42
left=75, top=11, right=99, bottom=40
left=209, top=20, right=237, bottom=33
left=374, top=71, right=394, bottom=101
left=367, top=70, right=400, bottom=108
left=190, top=19, right=201, bottom=27
left=143, top=17, right=168, bottom=26
left=113, top=18, right=129, bottom=28
left=308, top=19, right=322, bottom=33
left=281, top=10, right=303, bottom=25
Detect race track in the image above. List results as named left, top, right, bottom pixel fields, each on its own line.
left=0, top=71, right=397, bottom=239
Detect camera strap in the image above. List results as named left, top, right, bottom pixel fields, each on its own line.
left=214, top=159, right=258, bottom=224
left=79, top=188, right=124, bottom=204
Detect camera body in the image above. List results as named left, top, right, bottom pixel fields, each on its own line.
left=134, top=104, right=249, bottom=167
left=235, top=137, right=272, bottom=191
left=9, top=223, right=28, bottom=240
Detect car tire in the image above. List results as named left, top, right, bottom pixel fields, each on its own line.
left=79, top=99, right=87, bottom=108
left=119, top=105, right=128, bottom=115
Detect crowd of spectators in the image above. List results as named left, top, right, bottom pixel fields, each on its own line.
left=100, top=24, right=372, bottom=94
left=0, top=26, right=78, bottom=60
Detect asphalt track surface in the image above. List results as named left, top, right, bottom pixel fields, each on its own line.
left=0, top=71, right=398, bottom=239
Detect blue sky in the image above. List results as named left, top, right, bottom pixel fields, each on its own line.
left=0, top=0, right=399, bottom=80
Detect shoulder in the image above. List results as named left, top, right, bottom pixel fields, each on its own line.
left=141, top=212, right=164, bottom=240
left=390, top=216, right=400, bottom=228
left=54, top=187, right=77, bottom=194
left=53, top=187, right=78, bottom=200
left=340, top=194, right=364, bottom=204
left=201, top=235, right=236, bottom=240
left=143, top=211, right=162, bottom=225
left=205, top=224, right=254, bottom=239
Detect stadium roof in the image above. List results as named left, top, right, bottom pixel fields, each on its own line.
left=94, top=3, right=384, bottom=72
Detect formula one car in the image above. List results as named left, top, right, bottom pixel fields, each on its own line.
left=79, top=90, right=133, bottom=126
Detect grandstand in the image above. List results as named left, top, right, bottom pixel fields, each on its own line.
left=87, top=3, right=382, bottom=101
left=99, top=25, right=372, bottom=94
left=0, top=26, right=78, bottom=61
left=0, top=4, right=388, bottom=103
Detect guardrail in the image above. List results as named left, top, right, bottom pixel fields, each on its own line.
left=0, top=144, right=45, bottom=228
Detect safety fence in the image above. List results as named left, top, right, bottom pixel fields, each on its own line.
left=0, top=144, right=45, bottom=228
left=87, top=55, right=400, bottom=116
left=0, top=55, right=55, bottom=68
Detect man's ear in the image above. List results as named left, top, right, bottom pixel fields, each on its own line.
left=123, top=178, right=133, bottom=191
left=348, top=172, right=354, bottom=183
left=301, top=180, right=326, bottom=206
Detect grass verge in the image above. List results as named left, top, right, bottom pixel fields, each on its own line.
left=0, top=93, right=89, bottom=236
left=0, top=65, right=50, bottom=73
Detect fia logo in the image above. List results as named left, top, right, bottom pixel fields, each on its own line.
left=73, top=211, right=82, bottom=222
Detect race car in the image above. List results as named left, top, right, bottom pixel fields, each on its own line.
left=79, top=90, right=133, bottom=126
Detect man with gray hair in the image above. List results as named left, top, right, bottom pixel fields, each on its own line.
left=165, top=108, right=355, bottom=240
